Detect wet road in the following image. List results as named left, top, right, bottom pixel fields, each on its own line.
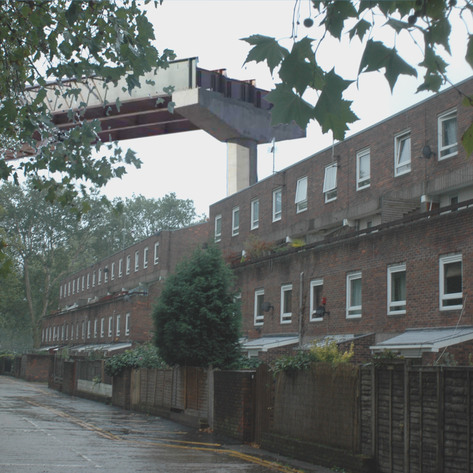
left=0, top=377, right=330, bottom=473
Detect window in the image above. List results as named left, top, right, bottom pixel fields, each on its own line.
left=111, top=262, right=115, bottom=280
left=438, top=109, right=458, bottom=160
left=94, top=319, right=98, bottom=338
left=125, top=313, right=130, bottom=336
left=100, top=318, right=104, bottom=338
left=98, top=268, right=102, bottom=285
left=323, top=164, right=338, bottom=202
left=232, top=207, right=240, bottom=236
left=81, top=321, right=86, bottom=339
left=254, top=289, right=265, bottom=326
left=72, top=279, right=75, bottom=294
left=143, top=247, right=149, bottom=269
left=215, top=214, right=222, bottom=242
left=440, top=254, right=462, bottom=310
left=154, top=242, right=160, bottom=265
left=388, top=264, right=406, bottom=314
left=394, top=131, right=411, bottom=176
left=135, top=250, right=139, bottom=272
left=68, top=281, right=71, bottom=295
left=310, top=279, right=324, bottom=322
left=356, top=148, right=370, bottom=190
left=273, top=188, right=282, bottom=222
left=71, top=324, right=74, bottom=340
left=347, top=272, right=362, bottom=318
left=280, top=284, right=293, bottom=324
left=87, top=273, right=90, bottom=289
left=76, top=322, right=79, bottom=340
left=92, top=272, right=96, bottom=287
left=87, top=320, right=91, bottom=339
left=82, top=275, right=85, bottom=291
left=295, top=177, right=308, bottom=212
left=104, top=266, right=109, bottom=283
left=108, top=316, right=113, bottom=337
left=116, top=314, right=121, bottom=336
left=251, top=199, right=259, bottom=230
left=118, top=258, right=123, bottom=277
left=126, top=255, right=131, bottom=275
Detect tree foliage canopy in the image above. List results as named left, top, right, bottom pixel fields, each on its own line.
left=0, top=0, right=174, bottom=206
left=243, top=0, right=473, bottom=151
left=153, top=244, right=241, bottom=369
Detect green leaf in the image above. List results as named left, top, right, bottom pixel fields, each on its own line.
left=313, top=70, right=358, bottom=140
left=323, top=0, right=358, bottom=39
left=359, top=40, right=417, bottom=90
left=461, top=123, right=473, bottom=157
left=265, top=84, right=313, bottom=129
left=349, top=19, right=371, bottom=41
left=279, top=38, right=323, bottom=95
left=242, top=35, right=288, bottom=74
left=466, top=35, right=473, bottom=70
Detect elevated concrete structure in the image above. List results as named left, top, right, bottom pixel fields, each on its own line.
left=23, top=58, right=305, bottom=194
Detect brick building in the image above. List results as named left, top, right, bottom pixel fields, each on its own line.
left=42, top=76, right=473, bottom=364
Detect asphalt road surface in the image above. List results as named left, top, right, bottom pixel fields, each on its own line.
left=0, top=376, right=332, bottom=473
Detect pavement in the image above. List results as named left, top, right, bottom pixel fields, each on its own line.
left=0, top=376, right=336, bottom=473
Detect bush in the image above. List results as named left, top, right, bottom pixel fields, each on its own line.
left=271, top=340, right=354, bottom=374
left=104, top=344, right=168, bottom=377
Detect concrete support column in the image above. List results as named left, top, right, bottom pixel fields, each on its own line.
left=226, top=138, right=257, bottom=195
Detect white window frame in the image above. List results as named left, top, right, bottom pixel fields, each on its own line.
left=154, top=242, right=160, bottom=265
left=87, top=320, right=91, bottom=339
left=104, top=266, right=109, bottom=283
left=98, top=268, right=102, bottom=285
left=356, top=148, right=370, bottom=190
left=440, top=254, right=463, bottom=310
left=70, top=324, right=74, bottom=340
left=134, top=250, right=139, bottom=272
left=346, top=271, right=362, bottom=319
left=116, top=314, right=121, bottom=336
left=273, top=188, right=282, bottom=222
left=394, top=130, right=411, bottom=176
left=126, top=255, right=131, bottom=275
left=125, top=313, right=130, bottom=336
left=111, top=262, right=115, bottom=280
left=387, top=263, right=406, bottom=315
left=118, top=258, right=123, bottom=277
left=108, top=316, right=113, bottom=337
left=215, top=214, right=222, bottom=242
left=87, top=273, right=90, bottom=289
left=94, top=319, right=98, bottom=338
left=323, top=164, right=338, bottom=203
left=92, top=272, right=96, bottom=287
left=280, top=284, right=293, bottom=324
left=310, top=279, right=324, bottom=322
left=295, top=177, right=308, bottom=213
left=82, top=275, right=85, bottom=291
left=251, top=199, right=259, bottom=230
left=232, top=207, right=240, bottom=236
left=254, top=289, right=265, bottom=326
left=143, top=247, right=149, bottom=269
left=438, top=109, right=458, bottom=160
left=72, top=279, right=75, bottom=295
left=100, top=318, right=104, bottom=338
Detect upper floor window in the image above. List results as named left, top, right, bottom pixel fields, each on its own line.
left=215, top=214, right=222, bottom=242
left=254, top=289, right=265, bottom=326
left=92, top=272, right=96, bottom=287
left=251, top=199, right=259, bottom=230
left=118, top=258, right=123, bottom=277
left=134, top=250, right=139, bottom=272
left=154, top=242, right=160, bottom=265
left=82, top=275, right=85, bottom=291
left=295, top=177, right=308, bottom=213
left=100, top=318, right=104, bottom=338
left=104, top=266, right=109, bottom=283
left=356, top=148, right=370, bottom=190
left=111, top=262, right=115, bottom=280
left=438, top=109, right=458, bottom=160
left=394, top=131, right=411, bottom=176
left=143, top=247, right=149, bottom=269
left=347, top=271, right=362, bottom=318
left=309, top=279, right=324, bottom=322
left=116, top=314, right=121, bottom=336
left=72, top=279, right=75, bottom=295
left=108, top=316, right=113, bottom=337
left=125, top=313, right=131, bottom=336
left=87, top=273, right=90, bottom=289
left=98, top=268, right=102, bottom=285
left=280, top=284, right=293, bottom=324
left=323, top=164, right=337, bottom=202
left=126, top=255, right=131, bottom=275
left=388, top=263, right=406, bottom=315
left=232, top=207, right=240, bottom=236
left=440, top=254, right=462, bottom=310
left=273, top=188, right=282, bottom=222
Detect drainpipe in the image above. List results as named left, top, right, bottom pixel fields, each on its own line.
left=298, top=272, right=304, bottom=348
